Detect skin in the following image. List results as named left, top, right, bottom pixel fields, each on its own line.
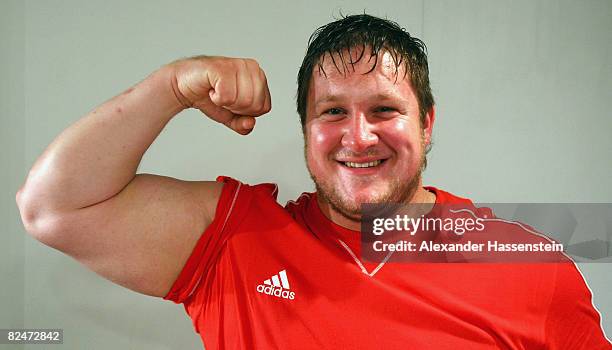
left=16, top=56, right=270, bottom=297
left=15, top=48, right=434, bottom=297
left=304, top=47, right=437, bottom=231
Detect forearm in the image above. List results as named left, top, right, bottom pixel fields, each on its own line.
left=17, top=65, right=184, bottom=216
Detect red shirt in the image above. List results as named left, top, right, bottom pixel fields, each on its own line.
left=164, top=177, right=611, bottom=349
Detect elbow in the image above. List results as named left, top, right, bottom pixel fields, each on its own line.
left=16, top=186, right=66, bottom=247
left=16, top=186, right=36, bottom=233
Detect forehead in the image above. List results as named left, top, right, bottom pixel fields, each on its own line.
left=307, top=46, right=415, bottom=109
left=314, top=46, right=408, bottom=83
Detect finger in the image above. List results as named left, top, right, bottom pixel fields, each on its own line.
left=227, top=60, right=254, bottom=113
left=208, top=71, right=238, bottom=108
left=246, top=62, right=271, bottom=116
left=248, top=64, right=266, bottom=115
left=227, top=115, right=256, bottom=135
left=195, top=95, right=235, bottom=124
left=260, top=68, right=272, bottom=114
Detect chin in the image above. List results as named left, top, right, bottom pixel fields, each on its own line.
left=345, top=193, right=381, bottom=206
left=344, top=184, right=393, bottom=203
left=309, top=160, right=423, bottom=218
left=329, top=189, right=392, bottom=218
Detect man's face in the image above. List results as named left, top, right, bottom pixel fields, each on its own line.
left=304, top=48, right=434, bottom=220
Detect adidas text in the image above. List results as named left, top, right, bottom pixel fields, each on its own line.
left=256, top=285, right=295, bottom=300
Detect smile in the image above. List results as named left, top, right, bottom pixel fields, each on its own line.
left=341, top=159, right=386, bottom=168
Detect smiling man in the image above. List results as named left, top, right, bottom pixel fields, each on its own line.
left=304, top=48, right=435, bottom=230
left=16, top=14, right=610, bottom=349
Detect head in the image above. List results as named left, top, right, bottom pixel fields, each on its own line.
left=297, top=14, right=436, bottom=221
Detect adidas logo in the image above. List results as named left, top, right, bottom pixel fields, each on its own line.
left=256, top=270, right=296, bottom=300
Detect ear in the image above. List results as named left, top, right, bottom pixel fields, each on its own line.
left=422, top=105, right=436, bottom=146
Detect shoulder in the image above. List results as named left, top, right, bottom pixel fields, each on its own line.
left=216, top=176, right=278, bottom=198
left=214, top=176, right=312, bottom=225
left=214, top=176, right=282, bottom=214
left=543, top=262, right=611, bottom=347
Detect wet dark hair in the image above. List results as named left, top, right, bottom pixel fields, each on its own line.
left=297, top=14, right=434, bottom=129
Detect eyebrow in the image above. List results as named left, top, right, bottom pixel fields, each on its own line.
left=314, top=92, right=409, bottom=107
left=314, top=94, right=343, bottom=107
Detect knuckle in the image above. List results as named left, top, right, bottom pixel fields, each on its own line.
left=255, top=96, right=268, bottom=113
left=245, top=58, right=262, bottom=74
left=259, top=70, right=269, bottom=88
left=214, top=82, right=236, bottom=105
left=261, top=102, right=271, bottom=114
left=244, top=58, right=259, bottom=67
left=236, top=96, right=254, bottom=110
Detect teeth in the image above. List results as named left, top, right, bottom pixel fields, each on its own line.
left=344, top=160, right=382, bottom=168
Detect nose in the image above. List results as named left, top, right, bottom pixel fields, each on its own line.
left=341, top=112, right=378, bottom=152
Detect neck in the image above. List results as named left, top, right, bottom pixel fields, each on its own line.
left=316, top=184, right=437, bottom=231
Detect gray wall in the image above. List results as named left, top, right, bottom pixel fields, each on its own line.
left=1, top=1, right=25, bottom=350
left=2, top=0, right=610, bottom=349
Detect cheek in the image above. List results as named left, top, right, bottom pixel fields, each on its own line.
left=379, top=119, right=422, bottom=150
left=307, top=123, right=344, bottom=159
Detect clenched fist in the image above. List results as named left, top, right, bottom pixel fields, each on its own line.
left=168, top=56, right=271, bottom=135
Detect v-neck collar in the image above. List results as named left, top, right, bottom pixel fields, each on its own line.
left=302, top=187, right=458, bottom=274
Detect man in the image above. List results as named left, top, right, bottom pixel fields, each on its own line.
left=16, top=14, right=610, bottom=349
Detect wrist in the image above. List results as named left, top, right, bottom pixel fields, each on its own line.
left=161, top=63, right=194, bottom=110
left=145, top=65, right=191, bottom=117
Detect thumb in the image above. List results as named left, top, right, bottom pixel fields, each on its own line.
left=225, top=115, right=256, bottom=135
left=194, top=98, right=256, bottom=135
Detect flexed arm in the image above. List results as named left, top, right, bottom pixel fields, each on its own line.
left=16, top=56, right=271, bottom=296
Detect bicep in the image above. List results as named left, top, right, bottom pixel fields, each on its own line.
left=47, top=174, right=223, bottom=297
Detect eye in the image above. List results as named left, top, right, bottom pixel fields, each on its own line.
left=375, top=106, right=396, bottom=113
left=325, top=107, right=345, bottom=115
left=320, top=107, right=346, bottom=121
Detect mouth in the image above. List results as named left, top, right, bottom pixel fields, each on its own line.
left=338, top=159, right=388, bottom=169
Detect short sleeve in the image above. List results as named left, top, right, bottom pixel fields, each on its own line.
left=544, top=262, right=611, bottom=349
left=163, top=176, right=249, bottom=304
